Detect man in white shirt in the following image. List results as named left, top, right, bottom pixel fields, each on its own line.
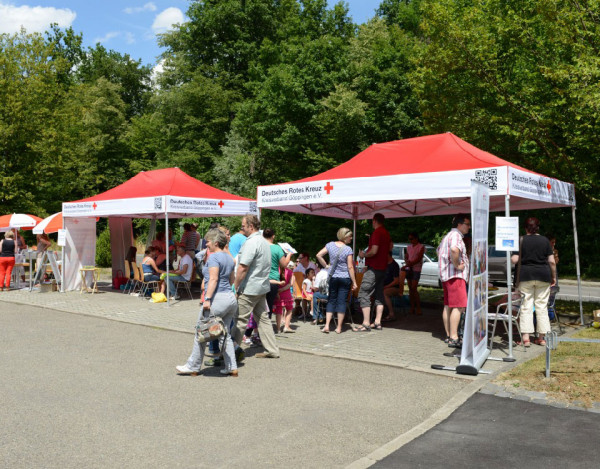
left=163, top=245, right=193, bottom=299
left=294, top=252, right=319, bottom=274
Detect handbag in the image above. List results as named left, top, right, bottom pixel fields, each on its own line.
left=151, top=292, right=167, bottom=303
left=112, top=269, right=128, bottom=289
left=196, top=309, right=226, bottom=343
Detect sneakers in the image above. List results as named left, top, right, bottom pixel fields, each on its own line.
left=242, top=336, right=253, bottom=345
left=255, top=352, right=280, bottom=359
left=175, top=364, right=201, bottom=376
left=219, top=368, right=239, bottom=377
left=204, top=357, right=223, bottom=367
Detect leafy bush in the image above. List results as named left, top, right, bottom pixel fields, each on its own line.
left=96, top=227, right=112, bottom=267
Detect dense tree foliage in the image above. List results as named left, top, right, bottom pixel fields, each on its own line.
left=1, top=0, right=598, bottom=276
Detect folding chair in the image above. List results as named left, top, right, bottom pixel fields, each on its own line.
left=138, top=265, right=160, bottom=299
left=488, top=292, right=525, bottom=350
left=175, top=279, right=193, bottom=299
left=548, top=285, right=563, bottom=333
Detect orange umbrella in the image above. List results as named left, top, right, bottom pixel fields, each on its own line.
left=33, top=212, right=63, bottom=234
left=0, top=213, right=42, bottom=231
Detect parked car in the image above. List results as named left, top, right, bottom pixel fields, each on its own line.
left=488, top=245, right=515, bottom=285
left=391, top=243, right=441, bottom=288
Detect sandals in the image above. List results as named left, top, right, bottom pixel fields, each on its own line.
left=533, top=338, right=546, bottom=346
left=353, top=324, right=371, bottom=332
left=448, top=338, right=462, bottom=348
left=322, top=328, right=330, bottom=334
left=370, top=323, right=382, bottom=330
left=515, top=340, right=531, bottom=347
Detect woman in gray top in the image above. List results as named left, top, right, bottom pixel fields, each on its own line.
left=176, top=229, right=238, bottom=376
left=316, top=227, right=358, bottom=334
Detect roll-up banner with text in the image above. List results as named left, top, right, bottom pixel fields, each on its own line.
left=457, top=180, right=490, bottom=375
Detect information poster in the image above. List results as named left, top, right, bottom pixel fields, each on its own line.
left=495, top=217, right=519, bottom=251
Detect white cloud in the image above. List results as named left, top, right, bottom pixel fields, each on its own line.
left=151, top=7, right=184, bottom=34
left=124, top=2, right=157, bottom=14
left=125, top=32, right=135, bottom=44
left=0, top=2, right=76, bottom=34
left=93, top=31, right=119, bottom=44
left=151, top=58, right=165, bottom=82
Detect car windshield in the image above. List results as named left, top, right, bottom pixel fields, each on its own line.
left=425, top=247, right=438, bottom=262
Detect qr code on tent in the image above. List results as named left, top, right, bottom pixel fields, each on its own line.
left=475, top=169, right=498, bottom=190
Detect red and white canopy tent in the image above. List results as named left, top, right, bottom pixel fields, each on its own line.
left=257, top=133, right=583, bottom=356
left=61, top=168, right=257, bottom=294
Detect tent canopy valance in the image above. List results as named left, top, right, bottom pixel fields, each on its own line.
left=63, top=167, right=257, bottom=218
left=257, top=133, right=575, bottom=219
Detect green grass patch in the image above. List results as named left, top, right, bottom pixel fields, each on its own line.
left=496, top=326, right=600, bottom=407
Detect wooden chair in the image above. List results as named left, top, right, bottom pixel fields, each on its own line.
left=138, top=264, right=160, bottom=299
left=123, top=260, right=134, bottom=294
left=292, top=271, right=308, bottom=321
left=129, top=261, right=142, bottom=295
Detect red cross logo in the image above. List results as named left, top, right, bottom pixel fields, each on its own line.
left=324, top=182, right=334, bottom=195
left=218, top=200, right=224, bottom=208
left=546, top=180, right=552, bottom=193
left=92, top=203, right=97, bottom=210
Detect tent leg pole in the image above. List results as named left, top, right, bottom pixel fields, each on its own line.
left=571, top=206, right=584, bottom=325
left=166, top=213, right=170, bottom=307
left=505, top=195, right=515, bottom=361
left=352, top=219, right=356, bottom=255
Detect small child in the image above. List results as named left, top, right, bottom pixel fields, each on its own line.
left=274, top=262, right=295, bottom=333
left=302, top=268, right=316, bottom=318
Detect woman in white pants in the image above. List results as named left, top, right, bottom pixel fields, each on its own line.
left=176, top=229, right=238, bottom=376
left=512, top=217, right=557, bottom=347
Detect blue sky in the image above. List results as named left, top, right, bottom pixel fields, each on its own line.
left=1, top=1, right=379, bottom=67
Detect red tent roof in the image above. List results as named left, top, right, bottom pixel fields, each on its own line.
left=75, top=167, right=251, bottom=202
left=298, top=133, right=534, bottom=182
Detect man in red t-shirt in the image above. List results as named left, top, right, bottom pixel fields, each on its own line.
left=354, top=213, right=391, bottom=331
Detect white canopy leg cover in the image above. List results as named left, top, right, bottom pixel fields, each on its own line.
left=109, top=217, right=134, bottom=284
left=63, top=217, right=97, bottom=291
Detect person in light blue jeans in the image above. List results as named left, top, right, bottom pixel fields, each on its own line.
left=176, top=229, right=238, bottom=376
left=315, top=227, right=358, bottom=334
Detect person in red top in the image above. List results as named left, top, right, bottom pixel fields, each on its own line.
left=354, top=213, right=391, bottom=331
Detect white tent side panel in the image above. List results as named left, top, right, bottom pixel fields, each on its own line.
left=109, top=217, right=134, bottom=282
left=64, top=217, right=97, bottom=291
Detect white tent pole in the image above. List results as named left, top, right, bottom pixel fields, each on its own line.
left=571, top=206, right=584, bottom=325
left=505, top=195, right=515, bottom=361
left=166, top=210, right=170, bottom=307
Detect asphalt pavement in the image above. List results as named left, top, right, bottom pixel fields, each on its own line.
left=371, top=392, right=600, bottom=468
left=0, top=304, right=469, bottom=469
